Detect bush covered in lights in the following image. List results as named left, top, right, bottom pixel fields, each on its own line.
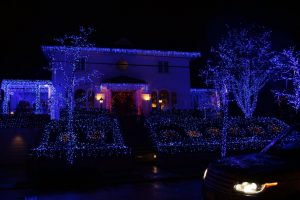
left=145, top=112, right=290, bottom=154
left=33, top=110, right=130, bottom=161
left=0, top=114, right=50, bottom=128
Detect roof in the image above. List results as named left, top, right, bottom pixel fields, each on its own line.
left=42, top=46, right=201, bottom=58
left=1, top=79, right=53, bottom=90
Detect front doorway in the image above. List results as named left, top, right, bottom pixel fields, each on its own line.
left=112, top=91, right=136, bottom=116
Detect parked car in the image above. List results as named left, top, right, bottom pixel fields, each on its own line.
left=202, top=127, right=300, bottom=199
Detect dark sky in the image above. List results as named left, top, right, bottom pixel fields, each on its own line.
left=1, top=0, right=300, bottom=80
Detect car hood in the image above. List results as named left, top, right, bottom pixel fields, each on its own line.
left=212, top=153, right=287, bottom=174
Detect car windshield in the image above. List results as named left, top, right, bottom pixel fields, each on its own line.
left=264, top=128, right=300, bottom=157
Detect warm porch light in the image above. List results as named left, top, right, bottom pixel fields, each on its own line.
left=142, top=93, right=151, bottom=101
left=96, top=93, right=105, bottom=101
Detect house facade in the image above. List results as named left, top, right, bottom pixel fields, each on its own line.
left=1, top=46, right=219, bottom=119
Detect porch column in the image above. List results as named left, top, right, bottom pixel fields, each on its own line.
left=2, top=86, right=9, bottom=114
left=105, top=89, right=112, bottom=111
left=35, top=85, right=41, bottom=114
left=136, top=89, right=142, bottom=115
left=49, top=86, right=58, bottom=119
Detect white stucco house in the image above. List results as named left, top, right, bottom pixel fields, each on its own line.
left=1, top=46, right=219, bottom=119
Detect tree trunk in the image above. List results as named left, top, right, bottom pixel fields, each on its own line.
left=66, top=86, right=75, bottom=164
left=221, top=90, right=229, bottom=157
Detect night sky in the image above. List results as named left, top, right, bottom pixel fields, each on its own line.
left=1, top=0, right=300, bottom=81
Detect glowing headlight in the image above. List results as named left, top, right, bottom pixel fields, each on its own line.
left=234, top=182, right=278, bottom=194
left=203, top=168, right=208, bottom=179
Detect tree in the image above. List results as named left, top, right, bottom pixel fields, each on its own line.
left=203, top=55, right=231, bottom=157
left=203, top=24, right=276, bottom=157
left=213, top=25, right=275, bottom=118
left=272, top=48, right=300, bottom=111
left=47, top=27, right=101, bottom=164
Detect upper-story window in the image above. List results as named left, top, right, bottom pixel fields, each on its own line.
left=158, top=61, right=169, bottom=73
left=75, top=57, right=86, bottom=71
left=116, top=59, right=129, bottom=71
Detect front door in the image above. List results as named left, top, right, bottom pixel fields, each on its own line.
left=112, top=91, right=136, bottom=116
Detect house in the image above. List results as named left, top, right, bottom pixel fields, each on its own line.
left=1, top=46, right=219, bottom=119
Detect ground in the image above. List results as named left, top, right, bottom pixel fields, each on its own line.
left=0, top=128, right=207, bottom=200
left=0, top=179, right=202, bottom=200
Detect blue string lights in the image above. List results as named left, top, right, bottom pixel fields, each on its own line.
left=0, top=114, right=50, bottom=128
left=39, top=27, right=103, bottom=164
left=1, top=79, right=55, bottom=118
left=202, top=25, right=277, bottom=156
left=33, top=111, right=130, bottom=163
left=205, top=25, right=275, bottom=117
left=146, top=112, right=289, bottom=154
left=272, top=48, right=300, bottom=111
left=42, top=46, right=201, bottom=58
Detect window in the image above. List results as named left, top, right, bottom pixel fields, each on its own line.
left=87, top=90, right=95, bottom=109
left=151, top=91, right=158, bottom=109
left=159, top=90, right=170, bottom=109
left=116, top=59, right=128, bottom=70
left=158, top=61, right=169, bottom=73
left=75, top=57, right=86, bottom=71
left=74, top=89, right=86, bottom=109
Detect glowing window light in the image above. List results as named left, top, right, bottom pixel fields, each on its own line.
left=142, top=93, right=151, bottom=101
left=95, top=93, right=105, bottom=101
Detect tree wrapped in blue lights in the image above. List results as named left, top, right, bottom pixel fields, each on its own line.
left=203, top=25, right=276, bottom=156
left=272, top=48, right=300, bottom=111
left=211, top=25, right=275, bottom=118
left=204, top=65, right=230, bottom=156
left=40, top=27, right=101, bottom=164
left=203, top=43, right=232, bottom=157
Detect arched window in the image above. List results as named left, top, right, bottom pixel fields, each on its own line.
left=74, top=89, right=86, bottom=109
left=159, top=90, right=169, bottom=109
left=87, top=90, right=95, bottom=109
left=151, top=91, right=158, bottom=110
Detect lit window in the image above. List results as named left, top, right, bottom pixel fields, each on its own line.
left=159, top=90, right=169, bottom=109
left=151, top=91, right=158, bottom=109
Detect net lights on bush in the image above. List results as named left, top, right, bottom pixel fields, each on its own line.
left=33, top=111, right=130, bottom=163
left=145, top=112, right=290, bottom=154
left=0, top=114, right=50, bottom=129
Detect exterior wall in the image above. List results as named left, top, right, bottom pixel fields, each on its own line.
left=46, top=47, right=197, bottom=117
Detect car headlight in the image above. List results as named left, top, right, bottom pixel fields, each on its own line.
left=203, top=168, right=208, bottom=179
left=234, top=182, right=278, bottom=194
